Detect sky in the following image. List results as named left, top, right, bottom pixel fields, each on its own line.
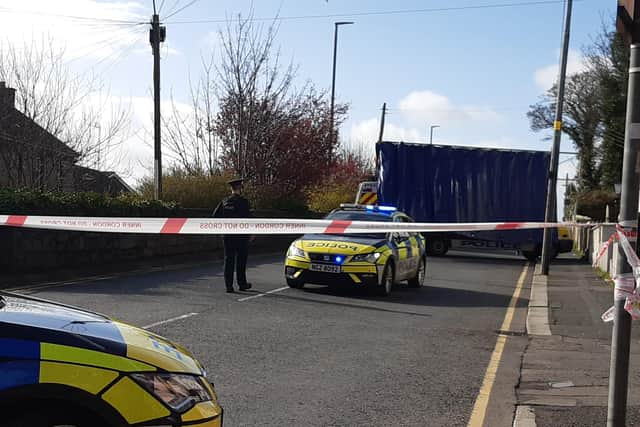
left=0, top=0, right=610, bottom=215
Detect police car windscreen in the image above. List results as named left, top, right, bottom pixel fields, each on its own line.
left=325, top=210, right=391, bottom=239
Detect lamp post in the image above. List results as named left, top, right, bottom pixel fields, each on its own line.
left=330, top=21, right=354, bottom=158
left=429, top=125, right=440, bottom=144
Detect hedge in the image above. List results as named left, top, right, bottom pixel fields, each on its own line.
left=0, top=188, right=317, bottom=219
left=0, top=189, right=180, bottom=217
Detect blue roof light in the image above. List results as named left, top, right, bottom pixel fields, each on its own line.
left=377, top=206, right=397, bottom=212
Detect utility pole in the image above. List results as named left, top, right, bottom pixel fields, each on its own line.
left=607, top=3, right=640, bottom=425
left=541, top=0, right=573, bottom=275
left=378, top=103, right=387, bottom=142
left=150, top=1, right=166, bottom=200
left=329, top=21, right=354, bottom=159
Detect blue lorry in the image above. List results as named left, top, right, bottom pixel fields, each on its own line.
left=371, top=141, right=572, bottom=261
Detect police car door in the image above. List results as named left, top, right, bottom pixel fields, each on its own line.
left=406, top=216, right=423, bottom=275
left=392, top=216, right=411, bottom=280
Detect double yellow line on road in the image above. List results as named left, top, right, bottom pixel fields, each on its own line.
left=467, top=262, right=530, bottom=427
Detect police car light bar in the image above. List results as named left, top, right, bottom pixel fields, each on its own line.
left=339, top=203, right=397, bottom=212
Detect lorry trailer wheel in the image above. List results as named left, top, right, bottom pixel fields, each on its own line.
left=522, top=247, right=557, bottom=262
left=427, top=239, right=449, bottom=256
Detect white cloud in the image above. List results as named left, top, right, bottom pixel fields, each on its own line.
left=397, top=90, right=502, bottom=125
left=203, top=31, right=221, bottom=50
left=348, top=118, right=422, bottom=146
left=534, top=49, right=587, bottom=91
left=0, top=0, right=148, bottom=61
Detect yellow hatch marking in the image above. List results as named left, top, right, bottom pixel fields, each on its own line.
left=102, top=377, right=170, bottom=424
left=285, top=259, right=310, bottom=269
left=181, top=401, right=223, bottom=422
left=41, top=343, right=155, bottom=373
left=348, top=273, right=362, bottom=283
left=40, top=361, right=118, bottom=394
left=467, top=263, right=529, bottom=427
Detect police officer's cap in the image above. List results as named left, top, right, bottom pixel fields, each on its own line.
left=227, top=177, right=244, bottom=186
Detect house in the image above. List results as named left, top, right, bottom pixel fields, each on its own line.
left=72, top=165, right=135, bottom=195
left=0, top=81, right=79, bottom=191
left=0, top=82, right=132, bottom=195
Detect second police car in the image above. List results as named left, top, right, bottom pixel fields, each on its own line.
left=0, top=291, right=222, bottom=427
left=284, top=204, right=427, bottom=296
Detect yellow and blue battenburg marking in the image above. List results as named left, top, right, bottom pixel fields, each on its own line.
left=0, top=293, right=222, bottom=426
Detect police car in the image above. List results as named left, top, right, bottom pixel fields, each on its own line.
left=284, top=204, right=427, bottom=296
left=0, top=291, right=222, bottom=427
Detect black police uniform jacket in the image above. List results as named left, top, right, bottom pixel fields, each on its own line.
left=213, top=194, right=252, bottom=239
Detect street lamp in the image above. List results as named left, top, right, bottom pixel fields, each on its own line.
left=429, top=125, right=440, bottom=144
left=330, top=21, right=354, bottom=155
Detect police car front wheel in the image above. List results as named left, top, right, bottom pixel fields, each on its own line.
left=286, top=277, right=304, bottom=289
left=377, top=262, right=395, bottom=296
left=408, top=257, right=426, bottom=288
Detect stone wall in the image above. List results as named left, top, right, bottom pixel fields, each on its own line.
left=0, top=227, right=295, bottom=273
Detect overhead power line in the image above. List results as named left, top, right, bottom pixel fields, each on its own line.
left=0, top=6, right=144, bottom=25
left=164, top=0, right=200, bottom=20
left=166, top=0, right=584, bottom=24
left=163, top=0, right=184, bottom=19
left=387, top=106, right=529, bottom=113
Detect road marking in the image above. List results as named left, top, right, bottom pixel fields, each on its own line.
left=143, top=312, right=199, bottom=329
left=467, top=262, right=529, bottom=427
left=7, top=275, right=116, bottom=293
left=237, top=286, right=289, bottom=302
left=4, top=252, right=286, bottom=294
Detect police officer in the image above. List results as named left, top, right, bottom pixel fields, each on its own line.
left=213, top=178, right=253, bottom=293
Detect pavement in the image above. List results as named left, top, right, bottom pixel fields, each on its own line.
left=515, top=255, right=640, bottom=426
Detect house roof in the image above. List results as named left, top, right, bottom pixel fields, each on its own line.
left=72, top=165, right=134, bottom=195
left=0, top=107, right=79, bottom=159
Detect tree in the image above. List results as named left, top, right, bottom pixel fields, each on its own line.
left=527, top=71, right=602, bottom=191
left=0, top=36, right=131, bottom=189
left=527, top=20, right=630, bottom=195
left=213, top=12, right=295, bottom=179
left=306, top=144, right=375, bottom=213
left=162, top=57, right=220, bottom=176
left=159, top=11, right=350, bottom=211
left=585, top=25, right=629, bottom=189
left=212, top=12, right=345, bottom=185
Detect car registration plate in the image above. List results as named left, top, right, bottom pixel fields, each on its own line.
left=310, top=263, right=341, bottom=273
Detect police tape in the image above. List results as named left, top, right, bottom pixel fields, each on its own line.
left=0, top=214, right=580, bottom=235
left=601, top=225, right=640, bottom=322
left=592, top=233, right=618, bottom=267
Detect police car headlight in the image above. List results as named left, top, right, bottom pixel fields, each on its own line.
left=352, top=252, right=381, bottom=263
left=288, top=245, right=306, bottom=258
left=131, top=373, right=214, bottom=413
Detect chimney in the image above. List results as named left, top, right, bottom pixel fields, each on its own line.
left=0, top=81, right=16, bottom=109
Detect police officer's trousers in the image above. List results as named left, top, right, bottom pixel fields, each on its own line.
left=223, top=236, right=249, bottom=289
